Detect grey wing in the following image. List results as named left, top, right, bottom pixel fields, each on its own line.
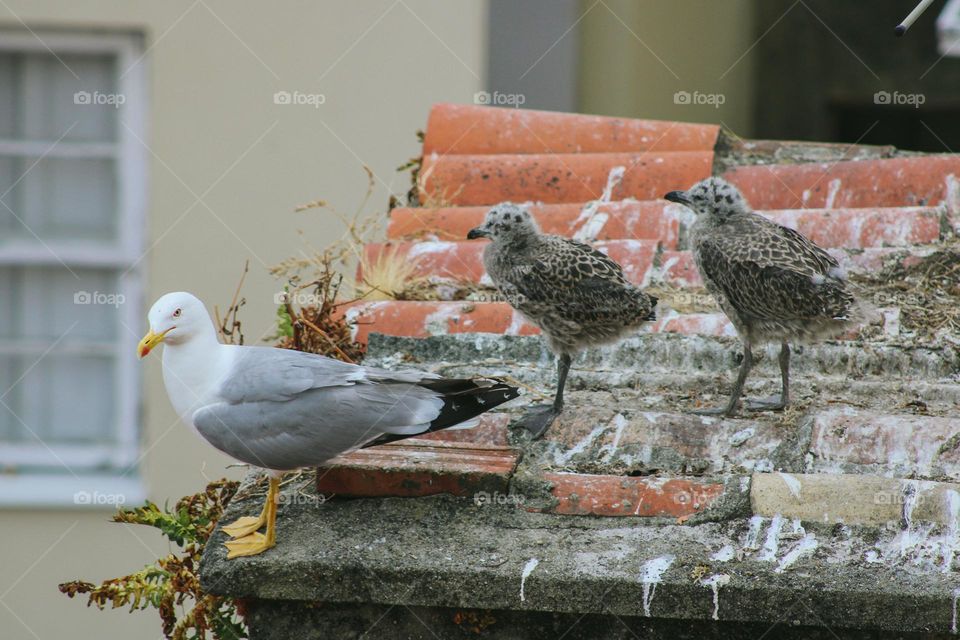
left=193, top=381, right=445, bottom=471
left=217, top=346, right=438, bottom=402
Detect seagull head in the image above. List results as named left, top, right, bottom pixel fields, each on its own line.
left=664, top=177, right=749, bottom=220
left=138, top=292, right=213, bottom=359
left=467, top=202, right=540, bottom=243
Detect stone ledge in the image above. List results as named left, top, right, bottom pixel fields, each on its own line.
left=365, top=333, right=960, bottom=382
left=201, top=492, right=960, bottom=636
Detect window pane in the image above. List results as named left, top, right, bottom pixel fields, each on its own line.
left=0, top=266, right=122, bottom=342
left=0, top=353, right=115, bottom=446
left=0, top=51, right=118, bottom=142
left=0, top=53, right=20, bottom=140
left=0, top=155, right=117, bottom=242
left=0, top=32, right=142, bottom=478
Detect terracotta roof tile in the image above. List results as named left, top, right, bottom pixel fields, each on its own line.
left=422, top=103, right=720, bottom=155
left=419, top=151, right=714, bottom=206
left=724, top=156, right=960, bottom=210
left=388, top=201, right=680, bottom=245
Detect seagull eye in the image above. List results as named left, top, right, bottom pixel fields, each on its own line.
left=173, top=308, right=182, bottom=318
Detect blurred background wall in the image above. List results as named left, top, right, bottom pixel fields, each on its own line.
left=1, top=1, right=958, bottom=638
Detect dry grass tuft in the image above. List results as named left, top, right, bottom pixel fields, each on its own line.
left=273, top=272, right=364, bottom=364
left=356, top=244, right=429, bottom=301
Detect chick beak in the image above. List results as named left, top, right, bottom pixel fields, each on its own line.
left=138, top=328, right=172, bottom=359
left=664, top=191, right=693, bottom=206
left=467, top=227, right=488, bottom=240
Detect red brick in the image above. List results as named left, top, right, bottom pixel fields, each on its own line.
left=724, top=156, right=960, bottom=211
left=339, top=300, right=538, bottom=345
left=809, top=409, right=960, bottom=479
left=422, top=103, right=720, bottom=155
left=316, top=440, right=520, bottom=498
left=388, top=201, right=682, bottom=246
left=536, top=472, right=724, bottom=517
left=419, top=152, right=714, bottom=206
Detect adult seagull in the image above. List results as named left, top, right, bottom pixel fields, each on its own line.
left=138, top=292, right=519, bottom=558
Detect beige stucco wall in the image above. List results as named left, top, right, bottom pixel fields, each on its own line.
left=0, top=2, right=486, bottom=639
left=579, top=0, right=756, bottom=138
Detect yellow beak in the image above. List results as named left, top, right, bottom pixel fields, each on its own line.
left=138, top=328, right=172, bottom=359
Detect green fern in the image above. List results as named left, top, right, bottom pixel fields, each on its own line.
left=59, top=479, right=247, bottom=640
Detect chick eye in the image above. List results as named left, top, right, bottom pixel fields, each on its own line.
left=173, top=308, right=182, bottom=318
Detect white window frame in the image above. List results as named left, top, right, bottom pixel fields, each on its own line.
left=0, top=30, right=147, bottom=506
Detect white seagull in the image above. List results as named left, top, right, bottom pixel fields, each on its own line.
left=138, top=292, right=518, bottom=558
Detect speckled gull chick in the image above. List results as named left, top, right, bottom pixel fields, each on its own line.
left=138, top=292, right=518, bottom=558
left=665, top=177, right=862, bottom=416
left=468, top=203, right=657, bottom=439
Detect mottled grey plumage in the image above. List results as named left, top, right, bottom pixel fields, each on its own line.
left=665, top=177, right=860, bottom=416
left=468, top=203, right=657, bottom=436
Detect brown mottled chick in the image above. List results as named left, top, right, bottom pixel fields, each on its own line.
left=665, top=177, right=861, bottom=417
left=467, top=203, right=657, bottom=438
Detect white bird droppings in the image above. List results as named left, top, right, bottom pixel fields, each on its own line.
left=520, top=558, right=539, bottom=602
left=774, top=533, right=818, bottom=573
left=711, top=545, right=735, bottom=562
left=639, top=554, right=675, bottom=617
left=777, top=472, right=802, bottom=499
left=952, top=587, right=960, bottom=634
left=744, top=515, right=766, bottom=550
left=700, top=574, right=731, bottom=620
left=757, top=514, right=785, bottom=562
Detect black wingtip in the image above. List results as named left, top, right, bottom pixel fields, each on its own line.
left=894, top=24, right=907, bottom=36
left=421, top=378, right=519, bottom=432
left=362, top=379, right=519, bottom=449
